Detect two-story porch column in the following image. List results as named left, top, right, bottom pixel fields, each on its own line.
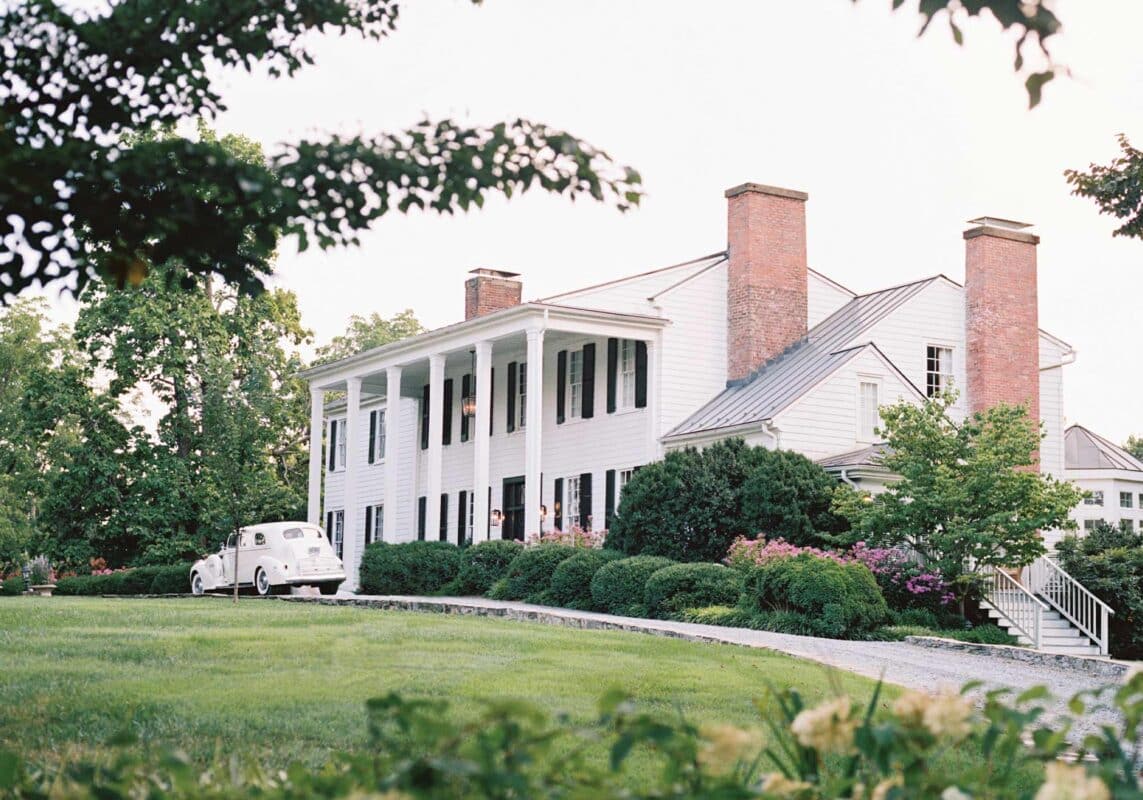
left=307, top=387, right=325, bottom=525
left=426, top=354, right=446, bottom=539
left=343, top=376, right=363, bottom=588
left=524, top=329, right=544, bottom=538
left=472, top=341, right=493, bottom=542
left=383, top=365, right=403, bottom=541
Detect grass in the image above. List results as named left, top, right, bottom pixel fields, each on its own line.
left=1, top=597, right=892, bottom=770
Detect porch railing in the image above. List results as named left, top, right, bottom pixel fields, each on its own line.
left=1022, top=556, right=1113, bottom=656
left=980, top=565, right=1046, bottom=650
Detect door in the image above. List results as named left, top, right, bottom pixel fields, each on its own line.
left=502, top=476, right=526, bottom=541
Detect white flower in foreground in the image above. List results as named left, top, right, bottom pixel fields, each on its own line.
left=922, top=688, right=973, bottom=740
left=790, top=695, right=857, bottom=753
left=759, top=772, right=813, bottom=797
left=1034, top=762, right=1110, bottom=800
left=941, top=787, right=973, bottom=800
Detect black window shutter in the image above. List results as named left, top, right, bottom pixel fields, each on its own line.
left=605, top=469, right=616, bottom=528
left=581, top=344, right=595, bottom=419
left=442, top=378, right=453, bottom=446
left=460, top=374, right=471, bottom=442
left=606, top=338, right=618, bottom=414
left=417, top=497, right=426, bottom=540
left=635, top=341, right=648, bottom=409
left=368, top=411, right=377, bottom=464
left=365, top=505, right=373, bottom=545
left=439, top=494, right=449, bottom=542
left=420, top=385, right=430, bottom=450
left=328, top=420, right=337, bottom=470
left=506, top=361, right=517, bottom=433
left=326, top=511, right=333, bottom=543
left=457, top=490, right=467, bottom=546
left=489, top=368, right=495, bottom=436
left=579, top=472, right=593, bottom=529
left=556, top=350, right=567, bottom=424
left=554, top=478, right=564, bottom=531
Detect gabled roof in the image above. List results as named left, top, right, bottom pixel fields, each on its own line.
left=665, top=277, right=936, bottom=439
left=1065, top=425, right=1143, bottom=472
left=817, top=443, right=891, bottom=470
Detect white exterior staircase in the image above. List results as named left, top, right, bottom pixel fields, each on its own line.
left=979, top=557, right=1113, bottom=658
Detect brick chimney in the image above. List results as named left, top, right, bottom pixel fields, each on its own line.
left=465, top=269, right=522, bottom=320
left=725, top=183, right=809, bottom=383
left=964, top=217, right=1040, bottom=428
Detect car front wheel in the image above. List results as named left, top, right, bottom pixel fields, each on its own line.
left=191, top=572, right=204, bottom=595
left=255, top=568, right=272, bottom=597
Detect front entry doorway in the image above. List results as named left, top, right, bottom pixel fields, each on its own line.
left=502, top=476, right=526, bottom=541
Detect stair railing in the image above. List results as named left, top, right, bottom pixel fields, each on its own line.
left=1022, top=556, right=1113, bottom=656
left=979, top=565, right=1046, bottom=650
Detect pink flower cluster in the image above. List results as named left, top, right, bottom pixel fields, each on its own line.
left=724, top=536, right=851, bottom=569
left=526, top=527, right=608, bottom=549
left=850, top=542, right=955, bottom=606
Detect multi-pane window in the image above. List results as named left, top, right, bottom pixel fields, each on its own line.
left=517, top=362, right=527, bottom=429
left=1085, top=491, right=1105, bottom=507
left=569, top=350, right=583, bottom=419
left=1120, top=519, right=1135, bottom=533
left=620, top=339, right=636, bottom=409
left=1122, top=492, right=1134, bottom=509
left=373, top=504, right=384, bottom=544
left=329, top=419, right=347, bottom=471
left=1084, top=519, right=1101, bottom=532
left=332, top=510, right=345, bottom=559
left=566, top=475, right=582, bottom=530
left=925, top=346, right=953, bottom=398
left=619, top=468, right=635, bottom=498
left=374, top=410, right=386, bottom=461
left=465, top=491, right=475, bottom=544
left=858, top=381, right=880, bottom=442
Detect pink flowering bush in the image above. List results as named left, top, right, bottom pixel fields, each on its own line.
left=849, top=542, right=955, bottom=613
left=724, top=536, right=850, bottom=569
left=526, top=527, right=607, bottom=549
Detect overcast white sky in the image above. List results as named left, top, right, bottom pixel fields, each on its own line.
left=37, top=0, right=1143, bottom=442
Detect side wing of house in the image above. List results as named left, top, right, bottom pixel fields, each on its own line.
left=808, top=269, right=856, bottom=327
left=1038, top=333, right=1071, bottom=478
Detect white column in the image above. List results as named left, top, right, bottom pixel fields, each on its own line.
left=383, top=365, right=402, bottom=543
left=472, top=342, right=493, bottom=542
left=425, top=354, right=446, bottom=540
left=524, top=329, right=544, bottom=538
left=343, top=377, right=362, bottom=590
left=647, top=336, right=662, bottom=461
left=307, top=386, right=325, bottom=525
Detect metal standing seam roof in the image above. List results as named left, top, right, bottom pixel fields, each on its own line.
left=816, top=443, right=892, bottom=470
left=1065, top=425, right=1143, bottom=472
left=665, top=277, right=937, bottom=439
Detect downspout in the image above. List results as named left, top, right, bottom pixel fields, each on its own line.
left=839, top=468, right=859, bottom=489
left=760, top=420, right=781, bottom=449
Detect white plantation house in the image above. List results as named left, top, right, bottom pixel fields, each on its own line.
left=301, top=181, right=1115, bottom=656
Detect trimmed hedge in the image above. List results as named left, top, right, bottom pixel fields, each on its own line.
left=491, top=545, right=578, bottom=603
left=150, top=564, right=191, bottom=594
left=453, top=540, right=523, bottom=596
left=359, top=541, right=463, bottom=596
left=740, top=553, right=888, bottom=638
left=644, top=562, right=742, bottom=619
left=546, top=549, right=624, bottom=610
left=590, top=555, right=676, bottom=617
left=53, top=565, right=196, bottom=596
left=2, top=576, right=24, bottom=596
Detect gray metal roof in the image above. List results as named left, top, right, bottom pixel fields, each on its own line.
left=1065, top=425, right=1143, bottom=472
left=816, top=443, right=891, bottom=469
left=665, top=277, right=936, bottom=439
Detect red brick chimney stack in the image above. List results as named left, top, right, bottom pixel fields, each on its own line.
left=963, top=217, right=1040, bottom=428
left=465, top=269, right=522, bottom=320
left=725, top=183, right=809, bottom=383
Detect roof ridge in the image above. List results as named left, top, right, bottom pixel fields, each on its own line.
left=538, top=251, right=727, bottom=303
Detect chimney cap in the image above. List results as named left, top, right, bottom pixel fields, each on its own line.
left=725, top=183, right=808, bottom=202
left=966, top=216, right=1032, bottom=231
left=467, top=268, right=521, bottom=279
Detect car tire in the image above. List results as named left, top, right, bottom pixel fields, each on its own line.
left=191, top=572, right=205, bottom=596
left=317, top=582, right=341, bottom=596
left=255, top=568, right=272, bottom=597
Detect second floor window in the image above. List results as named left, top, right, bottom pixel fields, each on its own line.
left=1122, top=492, right=1134, bottom=509
left=926, top=345, right=953, bottom=397
left=569, top=350, right=583, bottom=419
left=328, top=418, right=347, bottom=471
left=518, top=361, right=527, bottom=429
left=858, top=381, right=880, bottom=442
left=1085, top=491, right=1104, bottom=506
left=369, top=409, right=386, bottom=464
left=620, top=339, right=636, bottom=409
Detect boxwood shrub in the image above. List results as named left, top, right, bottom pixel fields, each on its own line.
left=740, top=553, right=888, bottom=638
left=546, top=549, right=624, bottom=610
left=492, top=545, right=578, bottom=603
left=644, top=562, right=742, bottom=619
left=149, top=564, right=192, bottom=594
left=453, top=540, right=523, bottom=596
left=590, top=555, right=676, bottom=617
left=53, top=565, right=196, bottom=596
left=2, top=576, right=25, bottom=595
left=359, top=541, right=464, bottom=596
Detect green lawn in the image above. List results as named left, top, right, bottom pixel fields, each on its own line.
left=0, top=597, right=893, bottom=770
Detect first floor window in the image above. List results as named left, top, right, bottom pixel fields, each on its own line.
left=566, top=475, right=582, bottom=530
left=925, top=345, right=953, bottom=397
left=858, top=381, right=880, bottom=442
left=620, top=339, right=636, bottom=409
left=1085, top=491, right=1104, bottom=507
left=366, top=504, right=384, bottom=544
left=1120, top=519, right=1135, bottom=533
left=619, top=468, right=635, bottom=498
left=1121, top=492, right=1134, bottom=509
left=1083, top=519, right=1104, bottom=531
left=466, top=491, right=475, bottom=544
left=332, top=510, right=345, bottom=559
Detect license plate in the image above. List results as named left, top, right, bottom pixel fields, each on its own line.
left=308, top=547, right=320, bottom=556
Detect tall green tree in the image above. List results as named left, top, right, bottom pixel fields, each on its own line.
left=1126, top=435, right=1143, bottom=462
left=0, top=0, right=641, bottom=300
left=740, top=449, right=849, bottom=547
left=314, top=310, right=425, bottom=366
left=834, top=392, right=1083, bottom=608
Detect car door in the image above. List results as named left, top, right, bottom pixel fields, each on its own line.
left=219, top=533, right=238, bottom=586
left=242, top=530, right=271, bottom=584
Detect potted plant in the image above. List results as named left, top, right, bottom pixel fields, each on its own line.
left=27, top=555, right=56, bottom=596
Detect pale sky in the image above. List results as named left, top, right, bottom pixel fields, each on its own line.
left=36, top=0, right=1143, bottom=442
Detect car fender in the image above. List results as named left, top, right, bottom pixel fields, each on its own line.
left=193, top=554, right=227, bottom=591
left=256, top=555, right=290, bottom=586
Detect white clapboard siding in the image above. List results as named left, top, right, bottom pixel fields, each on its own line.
left=808, top=270, right=855, bottom=328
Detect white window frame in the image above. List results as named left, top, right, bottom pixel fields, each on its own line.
left=620, top=339, right=636, bottom=410
left=465, top=491, right=475, bottom=544
left=569, top=350, right=583, bottom=419
left=1085, top=491, right=1104, bottom=507
left=619, top=467, right=636, bottom=498
left=1120, top=518, right=1135, bottom=533
left=371, top=409, right=387, bottom=464
left=925, top=344, right=954, bottom=398
left=332, top=510, right=345, bottom=559
left=565, top=475, right=582, bottom=530
left=517, top=361, right=527, bottom=429
left=371, top=504, right=384, bottom=544
left=332, top=418, right=347, bottom=471
left=1121, top=491, right=1133, bottom=509
left=856, top=377, right=882, bottom=444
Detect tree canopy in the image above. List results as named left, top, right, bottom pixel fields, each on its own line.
left=314, top=310, right=425, bottom=366
left=0, top=0, right=642, bottom=300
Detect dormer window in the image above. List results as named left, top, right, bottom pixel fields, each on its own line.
left=926, top=345, right=953, bottom=397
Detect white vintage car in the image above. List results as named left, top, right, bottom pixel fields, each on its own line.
left=190, top=522, right=346, bottom=596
